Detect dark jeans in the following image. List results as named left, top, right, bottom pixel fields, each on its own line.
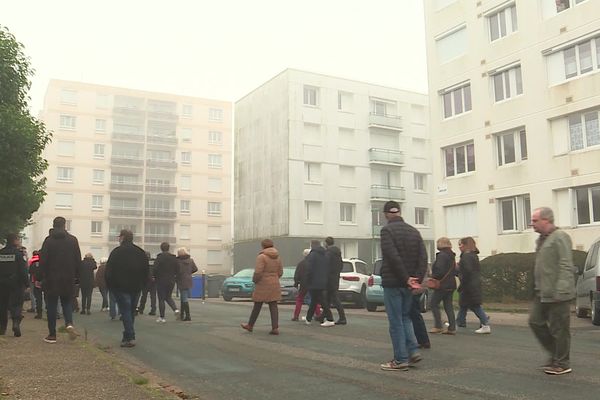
left=99, top=287, right=108, bottom=309
left=113, top=290, right=141, bottom=342
left=307, top=289, right=333, bottom=322
left=456, top=304, right=489, bottom=327
left=0, top=286, right=23, bottom=331
left=529, top=297, right=571, bottom=368
left=109, top=290, right=119, bottom=319
left=33, top=286, right=44, bottom=315
left=431, top=289, right=456, bottom=330
left=138, top=281, right=157, bottom=312
left=248, top=301, right=279, bottom=329
left=410, top=293, right=430, bottom=345
left=46, top=295, right=73, bottom=336
left=327, top=287, right=346, bottom=322
left=157, top=281, right=177, bottom=318
left=80, top=286, right=93, bottom=311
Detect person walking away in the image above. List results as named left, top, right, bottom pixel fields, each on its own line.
left=39, top=217, right=82, bottom=343
left=79, top=253, right=97, bottom=315
left=241, top=239, right=283, bottom=334
left=528, top=207, right=576, bottom=375
left=137, top=252, right=157, bottom=315
left=456, top=237, right=490, bottom=334
left=292, top=249, right=321, bottom=321
left=28, top=251, right=44, bottom=319
left=105, top=229, right=149, bottom=347
left=428, top=237, right=457, bottom=335
left=176, top=247, right=198, bottom=321
left=95, top=257, right=109, bottom=311
left=153, top=242, right=179, bottom=322
left=379, top=201, right=426, bottom=371
left=0, top=233, right=29, bottom=337
left=303, top=240, right=335, bottom=327
left=325, top=237, right=346, bottom=325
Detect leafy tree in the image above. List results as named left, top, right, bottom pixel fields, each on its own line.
left=0, top=26, right=52, bottom=241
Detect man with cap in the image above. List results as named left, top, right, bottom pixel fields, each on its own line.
left=379, top=200, right=428, bottom=371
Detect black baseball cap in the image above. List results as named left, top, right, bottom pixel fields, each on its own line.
left=383, top=200, right=400, bottom=213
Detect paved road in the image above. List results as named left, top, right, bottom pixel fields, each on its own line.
left=78, top=296, right=600, bottom=400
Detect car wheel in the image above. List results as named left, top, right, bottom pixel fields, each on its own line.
left=366, top=302, right=378, bottom=312
left=419, top=291, right=429, bottom=313
left=223, top=294, right=233, bottom=302
left=592, top=298, right=600, bottom=326
left=355, top=286, right=367, bottom=308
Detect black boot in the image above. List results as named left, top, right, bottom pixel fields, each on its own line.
left=335, top=308, right=347, bottom=325
left=183, top=302, right=191, bottom=321
left=12, top=319, right=21, bottom=337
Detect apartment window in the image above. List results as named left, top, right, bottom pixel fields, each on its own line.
left=208, top=131, right=222, bottom=145
left=305, top=201, right=322, bottom=223
left=60, top=89, right=77, bottom=105
left=340, top=203, right=356, bottom=224
left=182, top=104, right=193, bottom=118
left=180, top=200, right=191, bottom=215
left=339, top=166, right=355, bottom=187
left=444, top=141, right=475, bottom=177
left=208, top=202, right=222, bottom=216
left=498, top=194, right=531, bottom=232
left=208, top=177, right=222, bottom=192
left=57, top=167, right=73, bottom=182
left=576, top=185, right=600, bottom=225
left=569, top=110, right=600, bottom=151
left=59, top=115, right=76, bottom=130
left=556, top=0, right=588, bottom=13
left=338, top=91, right=353, bottom=111
left=303, top=86, right=318, bottom=106
left=207, top=250, right=222, bottom=265
left=180, top=175, right=191, bottom=191
left=92, top=195, right=104, bottom=210
left=180, top=225, right=190, bottom=240
left=208, top=154, right=222, bottom=168
left=414, top=173, right=426, bottom=191
left=560, top=37, right=599, bottom=80
left=436, top=25, right=467, bottom=63
left=209, top=108, right=223, bottom=122
left=371, top=99, right=397, bottom=117
left=496, top=128, right=528, bottom=166
left=305, top=163, right=321, bottom=183
left=95, top=119, right=106, bottom=133
left=181, top=128, right=192, bottom=143
left=93, top=169, right=105, bottom=184
left=93, top=144, right=105, bottom=159
left=445, top=202, right=478, bottom=238
left=492, top=65, right=523, bottom=102
left=442, top=84, right=471, bottom=118
left=181, top=151, right=191, bottom=165
left=415, top=208, right=428, bottom=226
left=488, top=4, right=517, bottom=42
left=57, top=141, right=75, bottom=156
left=91, top=221, right=103, bottom=235
left=56, top=193, right=73, bottom=209
left=207, top=225, right=221, bottom=240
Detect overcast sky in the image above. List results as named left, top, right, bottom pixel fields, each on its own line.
left=3, top=0, right=428, bottom=112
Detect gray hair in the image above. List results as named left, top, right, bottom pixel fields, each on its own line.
left=177, top=247, right=189, bottom=257
left=536, top=207, right=554, bottom=224
left=303, top=248, right=310, bottom=257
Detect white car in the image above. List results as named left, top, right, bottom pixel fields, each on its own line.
left=575, top=236, right=600, bottom=325
left=337, top=258, right=371, bottom=307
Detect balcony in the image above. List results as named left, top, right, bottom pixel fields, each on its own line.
left=110, top=156, right=144, bottom=168
left=109, top=207, right=143, bottom=218
left=145, top=184, right=177, bottom=194
left=147, top=159, right=177, bottom=170
left=370, top=185, right=406, bottom=201
left=144, top=234, right=177, bottom=244
left=110, top=183, right=143, bottom=192
left=372, top=223, right=385, bottom=237
left=113, top=107, right=146, bottom=118
left=147, top=135, right=178, bottom=146
left=147, top=111, right=179, bottom=122
left=108, top=232, right=140, bottom=243
left=145, top=209, right=177, bottom=219
left=112, top=131, right=145, bottom=143
left=368, top=112, right=403, bottom=131
left=368, top=148, right=405, bottom=165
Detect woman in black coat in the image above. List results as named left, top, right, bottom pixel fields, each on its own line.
left=79, top=253, right=97, bottom=314
left=456, top=237, right=491, bottom=334
left=428, top=237, right=457, bottom=334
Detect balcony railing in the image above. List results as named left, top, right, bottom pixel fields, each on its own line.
left=145, top=184, right=177, bottom=194
left=144, top=234, right=177, bottom=243
left=113, top=107, right=146, bottom=118
left=112, top=132, right=145, bottom=143
left=368, top=112, right=403, bottom=131
left=110, top=183, right=143, bottom=192
left=108, top=232, right=140, bottom=242
left=109, top=207, right=143, bottom=218
left=370, top=185, right=406, bottom=201
left=146, top=159, right=177, bottom=170
left=147, top=135, right=178, bottom=145
left=368, top=148, right=405, bottom=165
left=145, top=209, right=177, bottom=219
left=147, top=111, right=179, bottom=121
left=110, top=156, right=144, bottom=168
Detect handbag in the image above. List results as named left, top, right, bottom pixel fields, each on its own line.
left=426, top=264, right=454, bottom=290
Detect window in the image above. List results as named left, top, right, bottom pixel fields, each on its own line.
left=181, top=128, right=192, bottom=143
left=303, top=86, right=318, bottom=106
left=487, top=4, right=517, bottom=42
left=92, top=195, right=104, bottom=210
left=95, top=119, right=106, bottom=133
left=576, top=185, right=600, bottom=225
left=337, top=91, right=353, bottom=111
left=59, top=115, right=76, bottom=130
left=56, top=193, right=73, bottom=209
left=180, top=175, right=191, bottom=191
left=550, top=37, right=600, bottom=81
left=207, top=250, right=222, bottom=265
left=209, top=108, right=223, bottom=122
left=444, top=202, right=478, bottom=237
left=370, top=99, right=397, bottom=117
left=180, top=200, right=191, bottom=214
left=305, top=201, right=322, bottom=223
left=57, top=141, right=75, bottom=156
left=180, top=225, right=190, bottom=240
left=91, top=221, right=103, bottom=235
left=208, top=202, right=222, bottom=216
left=340, top=203, right=356, bottom=224
left=208, top=154, right=222, bottom=168
left=442, top=84, right=471, bottom=118
left=555, top=0, right=588, bottom=13
left=305, top=163, right=321, bottom=183
left=436, top=25, right=467, bottom=63
left=569, top=110, right=600, bottom=151
left=208, top=177, right=222, bottom=192
left=414, top=173, right=426, bottom=191
left=207, top=225, right=221, bottom=240
left=444, top=141, right=475, bottom=177
left=498, top=195, right=531, bottom=232
left=208, top=131, right=222, bottom=145
left=339, top=166, right=355, bottom=187
left=182, top=104, right=193, bottom=118
left=93, top=144, right=105, bottom=159
left=60, top=89, right=77, bottom=105
left=57, top=167, right=74, bottom=182
left=415, top=208, right=428, bottom=226
left=181, top=151, right=191, bottom=165
left=65, top=219, right=72, bottom=231
left=496, top=128, right=527, bottom=166
left=492, top=65, right=523, bottom=102
left=92, top=169, right=105, bottom=184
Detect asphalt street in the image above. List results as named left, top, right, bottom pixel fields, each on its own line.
left=77, top=295, right=600, bottom=400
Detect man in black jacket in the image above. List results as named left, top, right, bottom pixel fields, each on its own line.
left=304, top=240, right=335, bottom=327
left=0, top=233, right=28, bottom=337
left=105, top=229, right=149, bottom=347
left=137, top=252, right=157, bottom=316
left=379, top=201, right=427, bottom=371
left=325, top=237, right=346, bottom=325
left=153, top=242, right=180, bottom=322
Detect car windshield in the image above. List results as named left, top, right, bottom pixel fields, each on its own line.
left=233, top=268, right=254, bottom=278
left=282, top=267, right=295, bottom=278
left=341, top=262, right=353, bottom=273
left=373, top=259, right=382, bottom=275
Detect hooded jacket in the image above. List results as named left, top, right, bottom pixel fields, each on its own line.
left=177, top=255, right=198, bottom=290
left=105, top=241, right=149, bottom=293
left=40, top=228, right=81, bottom=297
left=79, top=256, right=97, bottom=289
left=306, top=245, right=329, bottom=290
left=252, top=247, right=283, bottom=302
left=458, top=251, right=483, bottom=307
left=153, top=251, right=179, bottom=284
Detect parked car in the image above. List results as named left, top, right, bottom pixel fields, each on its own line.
left=365, top=259, right=430, bottom=313
left=222, top=268, right=254, bottom=301
left=338, top=258, right=371, bottom=307
left=279, top=266, right=298, bottom=303
left=575, top=237, right=600, bottom=324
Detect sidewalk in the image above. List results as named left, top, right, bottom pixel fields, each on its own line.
left=0, top=314, right=180, bottom=400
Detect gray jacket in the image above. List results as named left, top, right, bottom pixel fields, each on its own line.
left=534, top=229, right=576, bottom=303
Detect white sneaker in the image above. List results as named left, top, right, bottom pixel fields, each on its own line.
left=175, top=309, right=180, bottom=315
left=320, top=320, right=335, bottom=327
left=156, top=318, right=166, bottom=323
left=475, top=325, right=491, bottom=334
left=301, top=316, right=311, bottom=325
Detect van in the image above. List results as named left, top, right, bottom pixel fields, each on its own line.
left=575, top=237, right=600, bottom=325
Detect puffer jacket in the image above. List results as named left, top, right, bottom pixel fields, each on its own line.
left=252, top=247, right=283, bottom=302
left=458, top=251, right=482, bottom=307
left=431, top=249, right=457, bottom=291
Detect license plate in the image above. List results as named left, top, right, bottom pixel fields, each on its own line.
left=229, top=288, right=240, bottom=292
left=281, top=291, right=288, bottom=296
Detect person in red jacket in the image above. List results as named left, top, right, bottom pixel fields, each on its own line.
left=28, top=251, right=44, bottom=319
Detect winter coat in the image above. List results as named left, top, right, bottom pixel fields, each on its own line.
left=431, top=249, right=457, bottom=291
left=95, top=262, right=107, bottom=290
left=306, top=246, right=329, bottom=290
left=105, top=241, right=149, bottom=293
left=252, top=247, right=283, bottom=302
left=79, top=256, right=97, bottom=289
left=294, top=258, right=308, bottom=290
left=534, top=229, right=576, bottom=303
left=326, top=245, right=343, bottom=291
left=458, top=251, right=483, bottom=307
left=40, top=229, right=82, bottom=297
left=380, top=217, right=428, bottom=288
left=177, top=255, right=198, bottom=290
left=153, top=252, right=179, bottom=284
left=0, top=244, right=28, bottom=290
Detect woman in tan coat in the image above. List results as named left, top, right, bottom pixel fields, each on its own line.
left=241, top=239, right=283, bottom=335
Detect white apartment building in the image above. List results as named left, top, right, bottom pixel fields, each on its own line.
left=27, top=80, right=232, bottom=274
left=234, top=69, right=433, bottom=268
left=424, top=0, right=600, bottom=256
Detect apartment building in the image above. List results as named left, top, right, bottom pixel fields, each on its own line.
left=28, top=80, right=232, bottom=274
left=424, top=0, right=600, bottom=256
left=234, top=69, right=433, bottom=269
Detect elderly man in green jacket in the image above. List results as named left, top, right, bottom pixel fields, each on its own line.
left=528, top=207, right=576, bottom=376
